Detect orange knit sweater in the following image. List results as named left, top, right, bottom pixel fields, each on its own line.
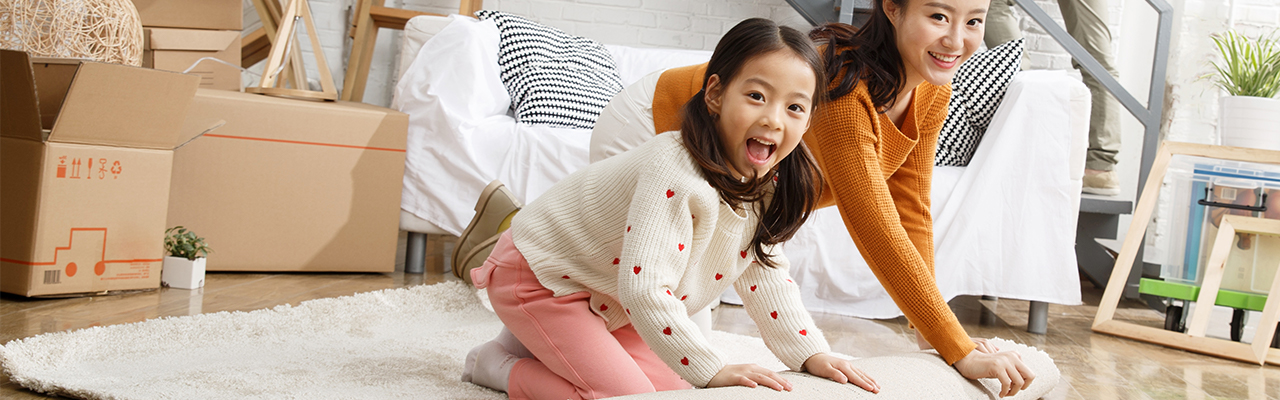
left=651, top=65, right=977, bottom=365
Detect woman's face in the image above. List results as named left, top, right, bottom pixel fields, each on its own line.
left=704, top=50, right=816, bottom=181
left=886, top=0, right=988, bottom=87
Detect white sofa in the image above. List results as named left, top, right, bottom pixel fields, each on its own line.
left=392, top=15, right=1088, bottom=331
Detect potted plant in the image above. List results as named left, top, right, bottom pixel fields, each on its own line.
left=161, top=226, right=211, bottom=289
left=1209, top=30, right=1280, bottom=151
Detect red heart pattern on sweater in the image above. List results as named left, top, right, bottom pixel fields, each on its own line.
left=612, top=258, right=620, bottom=265
left=678, top=243, right=684, bottom=251
left=600, top=304, right=608, bottom=311
left=750, top=285, right=757, bottom=292
left=714, top=273, right=722, bottom=280
left=681, top=357, right=689, bottom=365
left=680, top=295, right=687, bottom=300
left=627, top=226, right=631, bottom=232
left=770, top=311, right=778, bottom=319
left=740, top=251, right=747, bottom=258
left=799, top=329, right=807, bottom=336
left=634, top=266, right=642, bottom=274
left=562, top=275, right=570, bottom=279
left=666, top=190, right=674, bottom=198
left=663, top=327, right=672, bottom=335
left=666, top=290, right=672, bottom=296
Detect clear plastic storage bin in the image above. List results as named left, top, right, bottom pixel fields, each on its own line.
left=1159, top=155, right=1280, bottom=294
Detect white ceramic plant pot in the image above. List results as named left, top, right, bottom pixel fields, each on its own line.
left=162, top=256, right=206, bottom=289
left=1220, top=95, right=1280, bottom=151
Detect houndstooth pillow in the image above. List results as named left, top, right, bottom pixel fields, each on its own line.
left=934, top=39, right=1023, bottom=167
left=475, top=10, right=623, bottom=130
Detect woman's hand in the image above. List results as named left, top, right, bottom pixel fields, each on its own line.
left=803, top=353, right=879, bottom=393
left=953, top=349, right=1035, bottom=397
left=915, top=331, right=999, bottom=354
left=707, top=364, right=792, bottom=391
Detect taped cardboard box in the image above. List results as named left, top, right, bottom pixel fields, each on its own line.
left=167, top=89, right=407, bottom=272
left=130, top=0, right=242, bottom=30
left=0, top=50, right=199, bottom=297
left=144, top=28, right=242, bottom=91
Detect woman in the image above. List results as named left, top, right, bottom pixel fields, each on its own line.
left=590, top=0, right=1035, bottom=396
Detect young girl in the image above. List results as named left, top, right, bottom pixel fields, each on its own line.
left=460, top=18, right=879, bottom=399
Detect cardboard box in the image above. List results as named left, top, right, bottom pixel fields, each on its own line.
left=130, top=0, right=242, bottom=31
left=144, top=28, right=243, bottom=91
left=0, top=50, right=199, bottom=297
left=166, top=89, right=407, bottom=272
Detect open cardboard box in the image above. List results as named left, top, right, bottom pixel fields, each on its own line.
left=144, top=28, right=242, bottom=91
left=130, top=0, right=242, bottom=31
left=167, top=89, right=407, bottom=272
left=0, top=50, right=199, bottom=297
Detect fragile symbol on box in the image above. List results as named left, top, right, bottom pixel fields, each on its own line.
left=56, top=156, right=122, bottom=179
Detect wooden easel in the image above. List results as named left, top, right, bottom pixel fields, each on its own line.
left=245, top=0, right=338, bottom=101
left=242, top=0, right=480, bottom=102
left=341, top=0, right=480, bottom=102
left=1092, top=141, right=1280, bottom=365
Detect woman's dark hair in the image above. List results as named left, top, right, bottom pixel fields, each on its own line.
left=678, top=18, right=826, bottom=268
left=810, top=0, right=906, bottom=110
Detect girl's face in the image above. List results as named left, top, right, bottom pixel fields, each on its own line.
left=886, top=0, right=987, bottom=88
left=704, top=50, right=816, bottom=181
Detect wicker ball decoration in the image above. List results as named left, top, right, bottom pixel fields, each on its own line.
left=1, top=0, right=145, bottom=66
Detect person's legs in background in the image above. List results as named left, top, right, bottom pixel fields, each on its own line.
left=983, top=0, right=1024, bottom=49
left=1060, top=0, right=1122, bottom=196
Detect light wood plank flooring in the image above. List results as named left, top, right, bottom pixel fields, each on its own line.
left=4, top=233, right=1279, bottom=399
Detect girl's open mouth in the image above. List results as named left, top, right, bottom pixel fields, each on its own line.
left=746, top=137, right=776, bottom=166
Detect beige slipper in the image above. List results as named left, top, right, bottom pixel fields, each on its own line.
left=453, top=180, right=522, bottom=280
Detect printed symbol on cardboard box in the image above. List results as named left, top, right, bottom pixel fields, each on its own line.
left=57, top=156, right=67, bottom=178
left=69, top=158, right=82, bottom=179
left=53, top=228, right=109, bottom=282
left=98, top=158, right=108, bottom=179
left=111, top=161, right=122, bottom=178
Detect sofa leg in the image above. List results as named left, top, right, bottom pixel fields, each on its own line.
left=405, top=232, right=427, bottom=274
left=1027, top=301, right=1048, bottom=334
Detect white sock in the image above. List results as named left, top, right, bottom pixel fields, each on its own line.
left=461, top=340, right=519, bottom=392
left=495, top=327, right=535, bottom=359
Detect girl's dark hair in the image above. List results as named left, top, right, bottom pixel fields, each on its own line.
left=678, top=18, right=826, bottom=268
left=810, top=0, right=906, bottom=110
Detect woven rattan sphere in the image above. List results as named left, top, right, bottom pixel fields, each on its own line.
left=1, top=0, right=144, bottom=66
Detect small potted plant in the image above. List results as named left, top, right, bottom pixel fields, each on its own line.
left=1209, top=29, right=1280, bottom=151
left=161, top=226, right=211, bottom=289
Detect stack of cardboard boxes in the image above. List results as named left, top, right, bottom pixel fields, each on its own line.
left=133, top=0, right=244, bottom=91
left=1, top=1, right=409, bottom=297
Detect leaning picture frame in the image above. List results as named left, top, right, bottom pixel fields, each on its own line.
left=1092, top=141, right=1280, bottom=365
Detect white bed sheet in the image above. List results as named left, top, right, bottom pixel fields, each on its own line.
left=396, top=16, right=1085, bottom=318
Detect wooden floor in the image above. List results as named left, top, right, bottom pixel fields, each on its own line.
left=4, top=234, right=1280, bottom=399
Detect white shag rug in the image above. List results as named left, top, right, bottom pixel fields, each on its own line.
left=1, top=282, right=1058, bottom=399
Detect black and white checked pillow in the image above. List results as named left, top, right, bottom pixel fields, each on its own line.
left=474, top=10, right=623, bottom=130
left=934, top=39, right=1023, bottom=167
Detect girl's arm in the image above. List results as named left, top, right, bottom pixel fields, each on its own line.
left=732, top=247, right=830, bottom=371
left=806, top=84, right=977, bottom=365
left=615, top=160, right=723, bottom=388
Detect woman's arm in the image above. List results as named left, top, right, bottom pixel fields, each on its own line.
left=806, top=85, right=976, bottom=365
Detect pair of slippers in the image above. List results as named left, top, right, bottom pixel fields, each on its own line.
left=452, top=180, right=523, bottom=283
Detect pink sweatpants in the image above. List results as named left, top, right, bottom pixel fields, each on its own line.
left=471, top=231, right=692, bottom=400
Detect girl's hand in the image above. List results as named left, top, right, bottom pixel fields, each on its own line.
left=802, top=353, right=879, bottom=393
left=707, top=364, right=792, bottom=391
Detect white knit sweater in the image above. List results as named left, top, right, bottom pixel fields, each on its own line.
left=510, top=132, right=830, bottom=387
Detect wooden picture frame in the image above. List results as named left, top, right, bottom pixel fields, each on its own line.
left=1092, top=141, right=1280, bottom=365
